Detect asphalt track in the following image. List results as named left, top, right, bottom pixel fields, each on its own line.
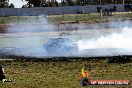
left=0, top=47, right=132, bottom=58
left=0, top=21, right=132, bottom=59
left=0, top=29, right=131, bottom=59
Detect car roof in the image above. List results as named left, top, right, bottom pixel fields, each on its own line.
left=49, top=37, right=72, bottom=40
left=49, top=37, right=68, bottom=39
left=48, top=37, right=73, bottom=42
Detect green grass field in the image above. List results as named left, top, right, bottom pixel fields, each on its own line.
left=48, top=12, right=132, bottom=23
left=0, top=12, right=131, bottom=24
left=0, top=59, right=131, bottom=88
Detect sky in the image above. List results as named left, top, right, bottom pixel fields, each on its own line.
left=9, top=0, right=61, bottom=8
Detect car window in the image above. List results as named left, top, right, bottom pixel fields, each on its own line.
left=47, top=38, right=74, bottom=45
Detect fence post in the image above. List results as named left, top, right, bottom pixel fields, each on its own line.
left=2, top=11, right=4, bottom=25
left=100, top=0, right=102, bottom=22
left=63, top=7, right=64, bottom=20
left=17, top=8, right=20, bottom=24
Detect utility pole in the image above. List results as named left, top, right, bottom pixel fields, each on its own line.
left=61, top=0, right=64, bottom=20
left=2, top=10, right=4, bottom=25
left=84, top=0, right=85, bottom=5
left=123, top=0, right=125, bottom=4
left=100, top=0, right=102, bottom=21
left=18, top=8, right=20, bottom=24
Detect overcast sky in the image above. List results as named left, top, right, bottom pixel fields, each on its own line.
left=9, top=0, right=61, bottom=8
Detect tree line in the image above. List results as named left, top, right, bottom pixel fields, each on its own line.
left=23, top=0, right=132, bottom=8
left=0, top=0, right=15, bottom=8
left=0, top=0, right=132, bottom=8
left=23, top=0, right=132, bottom=7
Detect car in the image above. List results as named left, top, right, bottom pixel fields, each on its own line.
left=43, top=37, right=79, bottom=56
left=59, top=32, right=71, bottom=36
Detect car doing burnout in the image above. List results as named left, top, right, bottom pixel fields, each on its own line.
left=43, top=38, right=79, bottom=56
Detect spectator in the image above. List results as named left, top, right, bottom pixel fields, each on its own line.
left=0, top=65, right=6, bottom=83
left=114, top=5, right=116, bottom=12
left=124, top=4, right=130, bottom=11
left=97, top=7, right=100, bottom=13
left=81, top=10, right=84, bottom=14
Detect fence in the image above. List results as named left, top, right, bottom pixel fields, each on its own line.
left=0, top=4, right=129, bottom=16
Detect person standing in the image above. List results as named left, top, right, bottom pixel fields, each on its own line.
left=0, top=65, right=6, bottom=83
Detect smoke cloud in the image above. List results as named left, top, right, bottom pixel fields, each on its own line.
left=1, top=18, right=132, bottom=57
left=78, top=27, right=132, bottom=50
left=77, top=20, right=132, bottom=55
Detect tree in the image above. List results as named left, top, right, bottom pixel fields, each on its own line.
left=52, top=0, right=59, bottom=7
left=0, top=0, right=9, bottom=8
left=125, top=0, right=132, bottom=4
left=22, top=5, right=27, bottom=8
left=8, top=3, right=15, bottom=8
left=61, top=0, right=76, bottom=6
left=76, top=0, right=84, bottom=5
left=24, top=0, right=59, bottom=7
left=24, top=0, right=132, bottom=7
left=75, top=0, right=99, bottom=5
left=65, top=0, right=76, bottom=6
left=25, top=0, right=33, bottom=7
left=45, top=0, right=59, bottom=7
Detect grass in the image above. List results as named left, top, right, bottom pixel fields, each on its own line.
left=0, top=16, right=40, bottom=24
left=48, top=12, right=132, bottom=23
left=0, top=12, right=131, bottom=24
left=48, top=14, right=100, bottom=23
left=0, top=58, right=132, bottom=88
